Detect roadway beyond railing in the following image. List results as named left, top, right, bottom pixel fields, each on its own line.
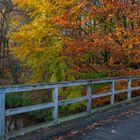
left=0, top=76, right=140, bottom=139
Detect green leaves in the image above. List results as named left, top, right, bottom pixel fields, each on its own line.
left=10, top=0, right=77, bottom=83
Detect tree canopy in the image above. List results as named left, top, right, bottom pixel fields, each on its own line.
left=6, top=0, right=140, bottom=83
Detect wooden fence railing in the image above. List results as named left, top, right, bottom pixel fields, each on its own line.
left=0, top=76, right=140, bottom=139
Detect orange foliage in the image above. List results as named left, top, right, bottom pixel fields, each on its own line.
left=54, top=0, right=140, bottom=77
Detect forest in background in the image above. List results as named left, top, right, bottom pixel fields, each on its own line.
left=0, top=0, right=139, bottom=85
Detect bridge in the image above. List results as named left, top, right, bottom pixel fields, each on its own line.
left=0, top=76, right=140, bottom=140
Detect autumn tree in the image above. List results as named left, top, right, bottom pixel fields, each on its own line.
left=10, top=0, right=79, bottom=83
left=55, top=0, right=140, bottom=77
left=0, top=0, right=21, bottom=84
left=10, top=0, right=140, bottom=83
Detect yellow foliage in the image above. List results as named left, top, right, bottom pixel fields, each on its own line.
left=10, top=0, right=76, bottom=83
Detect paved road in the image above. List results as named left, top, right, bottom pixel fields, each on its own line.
left=63, top=106, right=140, bottom=140
left=20, top=104, right=140, bottom=140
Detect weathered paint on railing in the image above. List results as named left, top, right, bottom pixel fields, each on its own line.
left=0, top=92, right=5, bottom=140
left=0, top=76, right=140, bottom=139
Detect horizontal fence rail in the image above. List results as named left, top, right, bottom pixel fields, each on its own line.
left=0, top=76, right=140, bottom=139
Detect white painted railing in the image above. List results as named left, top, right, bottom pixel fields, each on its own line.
left=0, top=76, right=140, bottom=139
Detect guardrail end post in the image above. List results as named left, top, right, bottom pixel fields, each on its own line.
left=0, top=91, right=5, bottom=140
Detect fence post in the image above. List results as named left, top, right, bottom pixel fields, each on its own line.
left=52, top=87, right=58, bottom=124
left=0, top=91, right=5, bottom=140
left=127, top=78, right=132, bottom=101
left=86, top=81, right=92, bottom=114
left=110, top=81, right=115, bottom=105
